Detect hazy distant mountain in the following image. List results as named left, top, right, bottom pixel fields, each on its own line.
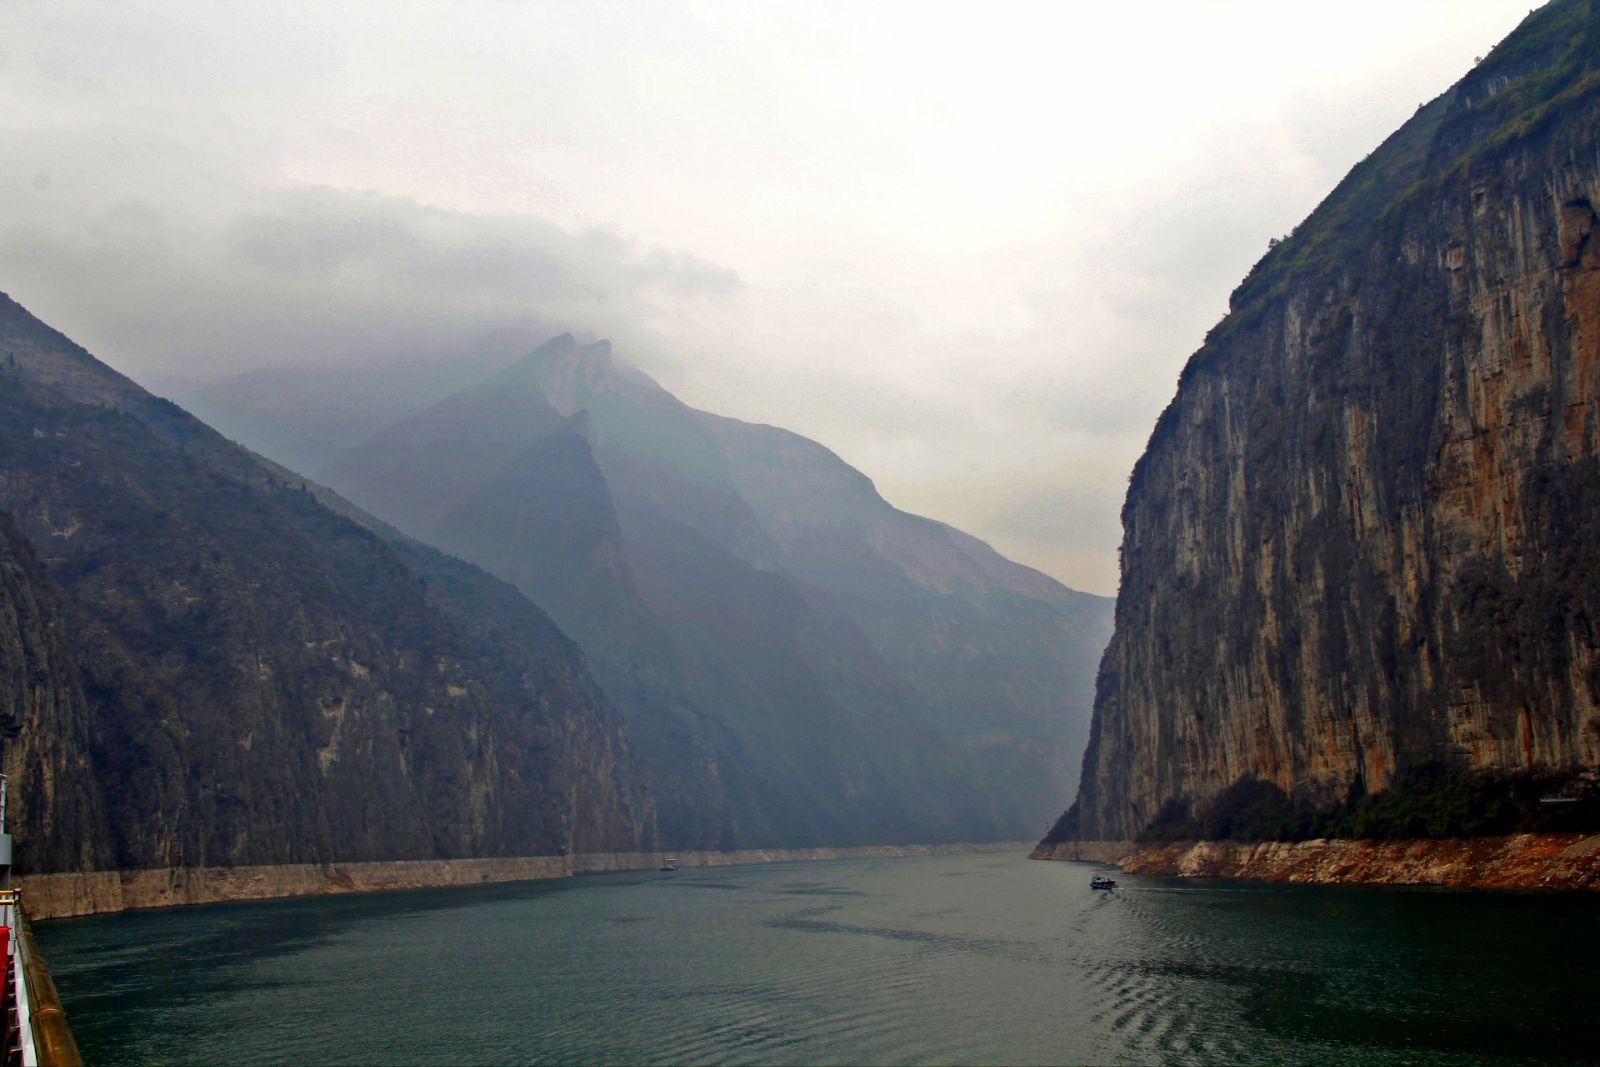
left=311, top=335, right=1113, bottom=848
left=182, top=365, right=415, bottom=481
left=0, top=292, right=652, bottom=877
left=702, top=411, right=1111, bottom=807
left=181, top=325, right=548, bottom=481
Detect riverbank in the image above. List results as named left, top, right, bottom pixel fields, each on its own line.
left=20, top=841, right=1032, bottom=920
left=50, top=847, right=1600, bottom=1065
left=1031, top=833, right=1600, bottom=890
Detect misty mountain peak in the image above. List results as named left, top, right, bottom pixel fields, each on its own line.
left=502, top=332, right=591, bottom=376
left=537, top=338, right=613, bottom=416
left=489, top=334, right=678, bottom=421
left=538, top=332, right=580, bottom=355
left=561, top=408, right=593, bottom=440
left=518, top=332, right=607, bottom=368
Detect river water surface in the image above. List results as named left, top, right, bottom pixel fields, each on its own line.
left=34, top=853, right=1598, bottom=1065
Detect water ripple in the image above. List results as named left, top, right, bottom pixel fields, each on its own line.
left=37, top=855, right=1600, bottom=1067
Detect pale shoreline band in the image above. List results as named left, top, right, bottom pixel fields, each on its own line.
left=19, top=841, right=1036, bottom=920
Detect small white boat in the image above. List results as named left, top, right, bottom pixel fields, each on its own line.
left=659, top=857, right=680, bottom=872
left=1090, top=874, right=1117, bottom=890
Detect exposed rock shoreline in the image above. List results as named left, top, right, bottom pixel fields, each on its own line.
left=1031, top=834, right=1600, bottom=891
left=21, top=841, right=1032, bottom=920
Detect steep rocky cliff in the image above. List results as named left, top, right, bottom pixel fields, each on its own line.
left=0, top=509, right=117, bottom=873
left=0, top=291, right=653, bottom=874
left=1054, top=0, right=1600, bottom=844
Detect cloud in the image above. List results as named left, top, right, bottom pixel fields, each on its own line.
left=0, top=128, right=739, bottom=388
left=0, top=0, right=1537, bottom=594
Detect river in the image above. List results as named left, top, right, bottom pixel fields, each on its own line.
left=33, top=853, right=1597, bottom=1064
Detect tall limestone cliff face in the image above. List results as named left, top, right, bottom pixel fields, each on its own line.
left=0, top=292, right=653, bottom=874
left=1062, top=0, right=1600, bottom=842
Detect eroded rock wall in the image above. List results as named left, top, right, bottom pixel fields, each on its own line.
left=1062, top=0, right=1600, bottom=842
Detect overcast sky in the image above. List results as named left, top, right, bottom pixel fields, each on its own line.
left=0, top=1, right=1537, bottom=595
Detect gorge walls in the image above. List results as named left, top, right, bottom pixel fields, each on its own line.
left=0, top=292, right=655, bottom=877
left=1055, top=0, right=1600, bottom=844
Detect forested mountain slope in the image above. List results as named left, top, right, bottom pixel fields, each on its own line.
left=0, top=292, right=653, bottom=876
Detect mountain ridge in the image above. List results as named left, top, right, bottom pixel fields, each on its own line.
left=0, top=290, right=656, bottom=876
left=234, top=332, right=1117, bottom=849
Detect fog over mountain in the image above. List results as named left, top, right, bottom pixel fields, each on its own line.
left=0, top=0, right=1536, bottom=594
left=263, top=334, right=1115, bottom=848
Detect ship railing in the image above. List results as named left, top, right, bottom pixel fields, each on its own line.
left=0, top=891, right=81, bottom=1067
